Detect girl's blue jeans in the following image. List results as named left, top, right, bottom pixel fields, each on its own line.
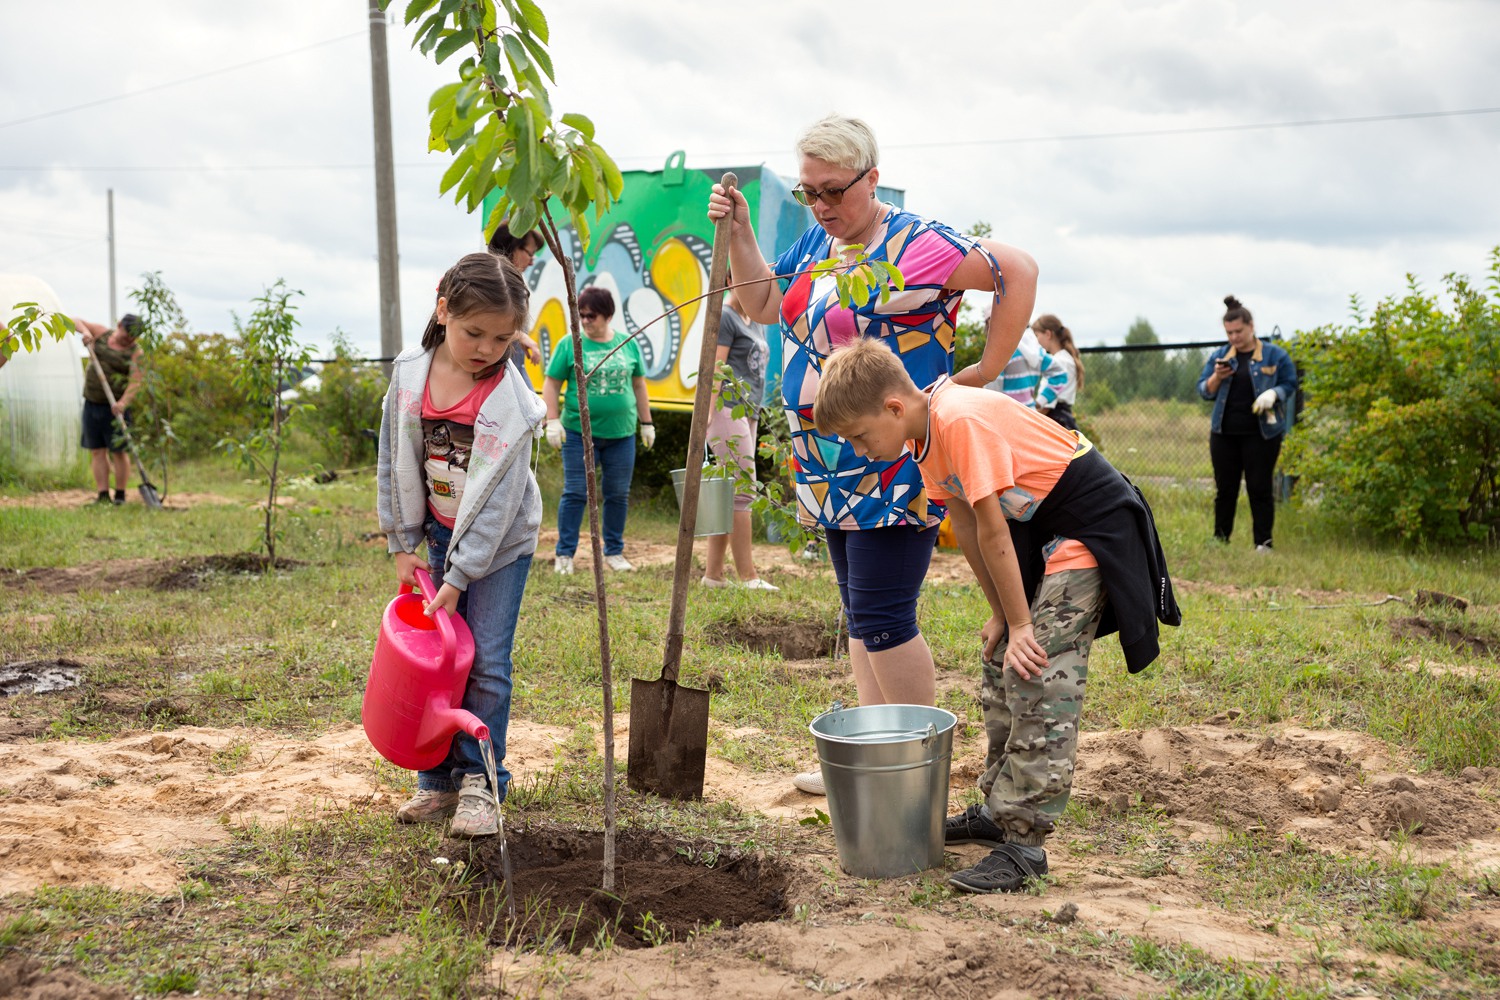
left=556, top=430, right=635, bottom=557
left=418, top=517, right=531, bottom=800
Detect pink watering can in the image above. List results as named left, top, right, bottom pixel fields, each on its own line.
left=363, top=568, right=487, bottom=771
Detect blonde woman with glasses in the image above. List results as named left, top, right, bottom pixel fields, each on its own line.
left=708, top=114, right=1038, bottom=796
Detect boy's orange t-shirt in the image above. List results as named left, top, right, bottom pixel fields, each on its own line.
left=911, top=378, right=1097, bottom=573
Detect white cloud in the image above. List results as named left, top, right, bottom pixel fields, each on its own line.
left=1, top=0, right=1495, bottom=354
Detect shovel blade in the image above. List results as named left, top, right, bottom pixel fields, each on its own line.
left=627, top=676, right=710, bottom=800
left=138, top=482, right=164, bottom=510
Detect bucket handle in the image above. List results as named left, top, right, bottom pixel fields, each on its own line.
left=408, top=567, right=458, bottom=674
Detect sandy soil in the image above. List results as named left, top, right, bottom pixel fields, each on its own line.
left=3, top=715, right=1497, bottom=996
left=0, top=489, right=238, bottom=510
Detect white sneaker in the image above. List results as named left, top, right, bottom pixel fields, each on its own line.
left=793, top=770, right=826, bottom=795
left=395, top=787, right=458, bottom=824
left=740, top=577, right=780, bottom=592
left=449, top=773, right=499, bottom=838
left=700, top=575, right=732, bottom=588
left=553, top=556, right=574, bottom=575
left=604, top=554, right=635, bottom=572
left=1255, top=542, right=1274, bottom=553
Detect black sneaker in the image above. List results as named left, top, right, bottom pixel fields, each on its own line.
left=944, top=803, right=1007, bottom=847
left=93, top=491, right=113, bottom=506
left=112, top=490, right=126, bottom=505
left=948, top=844, right=1048, bottom=894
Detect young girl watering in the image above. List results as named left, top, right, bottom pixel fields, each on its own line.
left=377, top=251, right=543, bottom=838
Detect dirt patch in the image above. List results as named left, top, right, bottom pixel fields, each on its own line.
left=1392, top=615, right=1496, bottom=658
left=0, top=489, right=236, bottom=510
left=0, top=956, right=131, bottom=1000
left=456, top=824, right=790, bottom=951
left=0, top=658, right=84, bottom=696
left=712, top=614, right=836, bottom=660
left=2, top=553, right=303, bottom=594
left=1073, top=725, right=1500, bottom=856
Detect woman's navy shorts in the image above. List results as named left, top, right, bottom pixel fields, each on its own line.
left=825, top=522, right=940, bottom=650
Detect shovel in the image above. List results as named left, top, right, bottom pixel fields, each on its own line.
left=84, top=339, right=164, bottom=510
left=627, top=171, right=739, bottom=800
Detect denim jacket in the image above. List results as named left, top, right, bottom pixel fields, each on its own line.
left=1197, top=339, right=1298, bottom=440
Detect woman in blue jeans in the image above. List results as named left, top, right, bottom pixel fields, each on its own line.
left=542, top=286, right=655, bottom=573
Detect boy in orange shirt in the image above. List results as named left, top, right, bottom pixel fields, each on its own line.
left=814, top=338, right=1179, bottom=893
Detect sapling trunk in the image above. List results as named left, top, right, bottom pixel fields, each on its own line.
left=541, top=214, right=618, bottom=892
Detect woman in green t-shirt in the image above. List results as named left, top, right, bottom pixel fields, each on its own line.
left=542, top=287, right=654, bottom=574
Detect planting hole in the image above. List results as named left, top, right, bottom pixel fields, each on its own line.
left=455, top=824, right=790, bottom=951
left=713, top=614, right=836, bottom=660
left=1, top=659, right=84, bottom=697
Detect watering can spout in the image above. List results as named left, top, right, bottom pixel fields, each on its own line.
left=416, top=703, right=490, bottom=747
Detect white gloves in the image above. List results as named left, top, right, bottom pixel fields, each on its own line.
left=544, top=418, right=563, bottom=449
left=640, top=423, right=656, bottom=450
left=1252, top=389, right=1279, bottom=414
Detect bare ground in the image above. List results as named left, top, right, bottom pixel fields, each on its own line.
left=3, top=716, right=1497, bottom=996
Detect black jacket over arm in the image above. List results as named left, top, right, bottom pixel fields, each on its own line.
left=1008, top=447, right=1181, bottom=673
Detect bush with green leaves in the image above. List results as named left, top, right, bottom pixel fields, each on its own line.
left=301, top=332, right=387, bottom=468
left=1284, top=247, right=1500, bottom=544
left=136, top=331, right=252, bottom=458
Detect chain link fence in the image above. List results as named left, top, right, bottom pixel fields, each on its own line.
left=1072, top=340, right=1224, bottom=488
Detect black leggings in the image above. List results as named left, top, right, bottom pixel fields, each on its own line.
left=1210, top=432, right=1282, bottom=546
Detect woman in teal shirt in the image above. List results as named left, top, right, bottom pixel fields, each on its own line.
left=542, top=287, right=655, bottom=574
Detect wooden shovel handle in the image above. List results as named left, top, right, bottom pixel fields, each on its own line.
left=660, top=171, right=738, bottom=684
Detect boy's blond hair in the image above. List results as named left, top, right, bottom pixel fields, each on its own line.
left=813, top=338, right=918, bottom=436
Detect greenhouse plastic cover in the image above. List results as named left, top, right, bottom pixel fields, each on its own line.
left=2, top=275, right=85, bottom=472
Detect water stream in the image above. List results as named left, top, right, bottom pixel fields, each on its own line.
left=477, top=735, right=517, bottom=922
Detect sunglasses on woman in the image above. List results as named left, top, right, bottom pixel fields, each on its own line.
left=792, top=167, right=871, bottom=207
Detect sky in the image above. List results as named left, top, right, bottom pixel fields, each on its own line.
left=1, top=0, right=1496, bottom=354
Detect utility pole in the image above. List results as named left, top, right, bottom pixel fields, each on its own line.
left=107, top=188, right=117, bottom=325
left=368, top=0, right=402, bottom=367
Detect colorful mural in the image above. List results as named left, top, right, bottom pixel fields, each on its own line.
left=485, top=153, right=811, bottom=411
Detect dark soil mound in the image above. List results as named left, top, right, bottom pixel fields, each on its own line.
left=454, top=824, right=791, bottom=951
left=713, top=613, right=836, bottom=660
left=1391, top=615, right=1496, bottom=658
left=1, top=554, right=302, bottom=594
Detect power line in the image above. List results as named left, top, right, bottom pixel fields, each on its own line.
left=2, top=103, right=1495, bottom=173
left=883, top=104, right=1500, bottom=149
left=0, top=32, right=365, bottom=131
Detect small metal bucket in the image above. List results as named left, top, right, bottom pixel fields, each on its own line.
left=809, top=703, right=957, bottom=878
left=670, top=464, right=735, bottom=536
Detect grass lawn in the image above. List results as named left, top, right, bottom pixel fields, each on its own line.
left=1, top=449, right=1498, bottom=998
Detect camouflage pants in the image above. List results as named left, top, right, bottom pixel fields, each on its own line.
left=979, top=567, right=1106, bottom=846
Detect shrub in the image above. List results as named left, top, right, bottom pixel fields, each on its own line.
left=1284, top=248, right=1500, bottom=544
left=301, top=332, right=387, bottom=468
left=137, top=331, right=253, bottom=457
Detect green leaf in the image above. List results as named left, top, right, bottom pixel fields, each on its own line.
left=426, top=81, right=461, bottom=115
left=592, top=142, right=623, bottom=199
left=849, top=275, right=871, bottom=308
left=518, top=30, right=555, bottom=83
left=403, top=0, right=439, bottom=26
left=501, top=33, right=540, bottom=93
left=516, top=0, right=549, bottom=42
left=560, top=112, right=594, bottom=140
left=434, top=28, right=472, bottom=65
left=439, top=146, right=474, bottom=196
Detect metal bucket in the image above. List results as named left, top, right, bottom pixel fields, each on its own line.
left=670, top=464, right=735, bottom=536
left=809, top=704, right=957, bottom=878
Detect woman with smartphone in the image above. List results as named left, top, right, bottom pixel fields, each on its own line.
left=1197, top=296, right=1298, bottom=551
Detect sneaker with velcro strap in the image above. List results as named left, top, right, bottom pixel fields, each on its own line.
left=944, top=802, right=1007, bottom=847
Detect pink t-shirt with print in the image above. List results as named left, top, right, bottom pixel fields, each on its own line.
left=421, top=369, right=505, bottom=528
left=911, top=378, right=1097, bottom=573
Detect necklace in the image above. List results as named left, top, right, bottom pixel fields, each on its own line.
left=833, top=201, right=887, bottom=255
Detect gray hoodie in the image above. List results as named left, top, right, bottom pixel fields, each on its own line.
left=377, top=346, right=543, bottom=591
